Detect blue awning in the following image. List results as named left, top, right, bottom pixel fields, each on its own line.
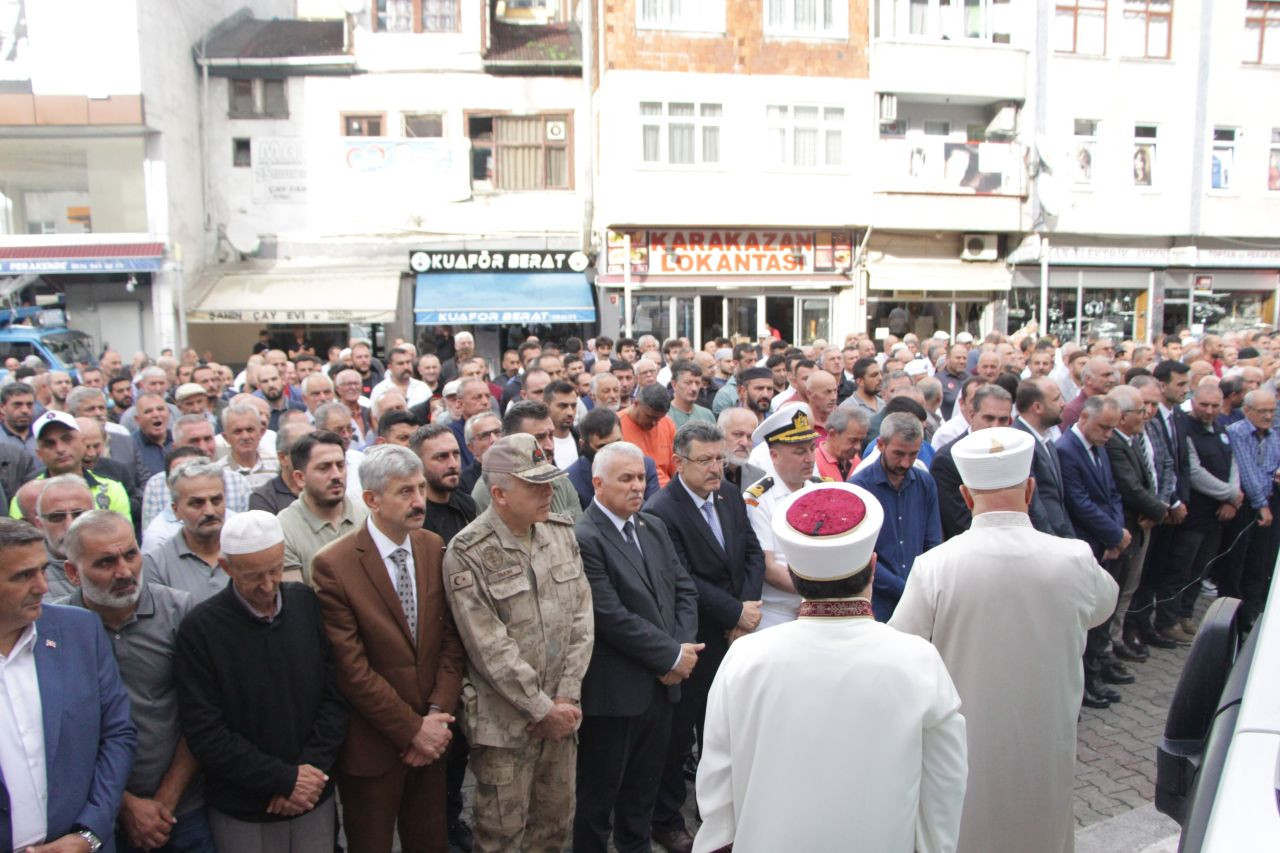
left=414, top=272, right=596, bottom=325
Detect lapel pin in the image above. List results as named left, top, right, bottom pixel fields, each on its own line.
left=45, top=639, right=56, bottom=648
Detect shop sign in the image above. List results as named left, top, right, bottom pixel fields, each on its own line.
left=188, top=308, right=394, bottom=324
left=410, top=249, right=590, bottom=274
left=604, top=229, right=853, bottom=276
left=414, top=309, right=594, bottom=324
left=1194, top=275, right=1214, bottom=293
left=0, top=257, right=162, bottom=274
left=252, top=138, right=308, bottom=204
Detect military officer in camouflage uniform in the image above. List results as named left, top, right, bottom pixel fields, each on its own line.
left=443, top=433, right=594, bottom=853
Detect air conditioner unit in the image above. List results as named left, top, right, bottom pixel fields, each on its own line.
left=546, top=120, right=567, bottom=141
left=961, top=234, right=999, bottom=262
left=878, top=93, right=897, bottom=124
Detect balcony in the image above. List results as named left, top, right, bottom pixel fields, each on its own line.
left=871, top=138, right=1027, bottom=232
left=0, top=137, right=149, bottom=236
left=872, top=39, right=1029, bottom=102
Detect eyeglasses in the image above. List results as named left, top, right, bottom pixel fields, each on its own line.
left=677, top=454, right=727, bottom=468
left=473, top=428, right=502, bottom=442
left=41, top=508, right=89, bottom=524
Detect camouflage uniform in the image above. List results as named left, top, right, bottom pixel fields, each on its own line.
left=444, top=504, right=594, bottom=852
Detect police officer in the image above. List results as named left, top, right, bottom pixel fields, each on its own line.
left=443, top=433, right=594, bottom=853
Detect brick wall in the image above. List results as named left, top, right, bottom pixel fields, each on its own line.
left=600, top=0, right=869, bottom=78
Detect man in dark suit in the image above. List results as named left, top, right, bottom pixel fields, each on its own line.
left=931, top=384, right=1015, bottom=540
left=573, top=442, right=699, bottom=853
left=1126, top=363, right=1191, bottom=651
left=0, top=518, right=137, bottom=853
left=312, top=445, right=466, bottom=853
left=1014, top=378, right=1075, bottom=537
left=1103, top=385, right=1169, bottom=664
left=1056, top=395, right=1131, bottom=709
left=644, top=421, right=765, bottom=852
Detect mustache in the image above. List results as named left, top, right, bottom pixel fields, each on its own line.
left=406, top=508, right=426, bottom=519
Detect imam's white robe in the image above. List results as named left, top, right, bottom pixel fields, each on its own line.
left=890, top=512, right=1118, bottom=853
left=694, top=613, right=968, bottom=853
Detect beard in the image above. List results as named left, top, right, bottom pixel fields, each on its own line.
left=82, top=566, right=145, bottom=609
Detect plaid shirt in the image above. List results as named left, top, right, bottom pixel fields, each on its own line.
left=1227, top=419, right=1280, bottom=510
left=141, top=468, right=252, bottom=529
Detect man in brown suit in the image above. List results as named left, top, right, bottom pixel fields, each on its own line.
left=313, top=444, right=466, bottom=853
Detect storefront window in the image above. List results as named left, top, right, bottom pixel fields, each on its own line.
left=799, top=298, right=831, bottom=344
left=726, top=297, right=758, bottom=340
left=632, top=294, right=670, bottom=338
left=674, top=296, right=696, bottom=343
left=1080, top=288, right=1138, bottom=341
left=1203, top=291, right=1272, bottom=334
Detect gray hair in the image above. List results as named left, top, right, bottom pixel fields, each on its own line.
left=35, top=474, right=92, bottom=516
left=1081, top=395, right=1120, bottom=419
left=313, top=401, right=350, bottom=430
left=879, top=412, right=924, bottom=444
left=590, top=372, right=618, bottom=395
left=717, top=405, right=757, bottom=431
left=673, top=421, right=722, bottom=457
left=464, top=412, right=500, bottom=445
left=971, top=384, right=1012, bottom=412
left=167, top=459, right=223, bottom=495
left=359, top=444, right=423, bottom=495
left=65, top=385, right=106, bottom=417
left=303, top=373, right=334, bottom=393
left=1107, top=385, right=1142, bottom=411
left=139, top=366, right=166, bottom=382
left=173, top=414, right=211, bottom=442
left=592, top=440, right=644, bottom=479
left=917, top=376, right=942, bottom=405
left=1244, top=388, right=1277, bottom=409
left=276, top=421, right=314, bottom=455
left=64, top=509, right=133, bottom=563
left=0, top=518, right=46, bottom=557
left=458, top=378, right=489, bottom=399
left=220, top=402, right=261, bottom=431
left=826, top=406, right=868, bottom=435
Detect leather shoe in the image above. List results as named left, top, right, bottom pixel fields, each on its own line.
left=1155, top=624, right=1194, bottom=646
left=448, top=820, right=473, bottom=852
left=1113, top=640, right=1148, bottom=662
left=652, top=826, right=696, bottom=853
left=1179, top=617, right=1199, bottom=636
left=1139, top=628, right=1178, bottom=650
left=1083, top=683, right=1112, bottom=709
left=1101, top=662, right=1136, bottom=685
left=1087, top=677, right=1122, bottom=703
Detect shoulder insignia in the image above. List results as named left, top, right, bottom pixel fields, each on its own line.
left=450, top=571, right=475, bottom=591
left=810, top=475, right=834, bottom=483
left=480, top=544, right=504, bottom=569
left=746, top=477, right=774, bottom=499
left=545, top=511, right=575, bottom=525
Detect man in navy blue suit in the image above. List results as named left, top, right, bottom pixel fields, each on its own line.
left=0, top=518, right=136, bottom=853
left=1056, top=396, right=1132, bottom=710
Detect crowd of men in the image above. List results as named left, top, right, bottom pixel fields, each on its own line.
left=1, top=320, right=1277, bottom=853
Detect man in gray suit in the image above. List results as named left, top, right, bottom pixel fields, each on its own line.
left=1013, top=378, right=1074, bottom=537
left=573, top=441, right=699, bottom=853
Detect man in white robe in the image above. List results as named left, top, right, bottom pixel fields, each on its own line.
left=695, top=482, right=967, bottom=853
left=891, top=426, right=1118, bottom=853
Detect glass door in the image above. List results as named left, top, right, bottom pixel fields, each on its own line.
left=725, top=297, right=759, bottom=340
left=674, top=296, right=696, bottom=344
left=797, top=296, right=832, bottom=344
left=631, top=294, right=670, bottom=339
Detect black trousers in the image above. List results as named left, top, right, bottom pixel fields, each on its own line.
left=445, top=721, right=469, bottom=826
left=1127, top=524, right=1175, bottom=633
left=1085, top=553, right=1128, bottom=676
left=572, top=689, right=673, bottom=853
left=1241, top=494, right=1280, bottom=628
left=1162, top=524, right=1219, bottom=624
left=1214, top=507, right=1257, bottom=598
left=651, top=637, right=727, bottom=832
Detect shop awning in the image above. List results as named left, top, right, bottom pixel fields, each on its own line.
left=0, top=242, right=166, bottom=274
left=867, top=261, right=1011, bottom=293
left=414, top=272, right=596, bottom=324
left=189, top=269, right=401, bottom=323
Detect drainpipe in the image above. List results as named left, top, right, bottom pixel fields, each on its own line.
left=580, top=0, right=594, bottom=253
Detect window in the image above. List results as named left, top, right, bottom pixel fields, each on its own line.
left=923, top=120, right=951, bottom=136
left=494, top=115, right=571, bottom=190
left=1120, top=0, right=1171, bottom=58
left=1211, top=128, right=1236, bottom=190
left=1133, top=124, right=1157, bottom=186
left=404, top=113, right=444, bottom=137
left=498, top=0, right=562, bottom=24
left=765, top=0, right=848, bottom=38
left=373, top=0, right=458, bottom=32
left=342, top=114, right=385, bottom=136
left=467, top=114, right=571, bottom=190
left=895, top=0, right=1013, bottom=42
left=1245, top=2, right=1280, bottom=64
left=1055, top=0, right=1106, bottom=54
left=767, top=106, right=844, bottom=168
left=640, top=101, right=722, bottom=166
left=636, top=0, right=724, bottom=32
left=232, top=138, right=252, bottom=168
left=227, top=79, right=288, bottom=119
left=1072, top=119, right=1098, bottom=184
left=1270, top=129, right=1280, bottom=191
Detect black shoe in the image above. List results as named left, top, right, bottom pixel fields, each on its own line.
left=1113, top=641, right=1148, bottom=663
left=1101, top=662, right=1136, bottom=685
left=448, top=820, right=473, bottom=852
left=682, top=752, right=699, bottom=782
left=1083, top=683, right=1112, bottom=709
left=1123, top=631, right=1150, bottom=657
left=1139, top=628, right=1178, bottom=650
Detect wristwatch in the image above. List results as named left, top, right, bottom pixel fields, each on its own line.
left=75, top=827, right=103, bottom=852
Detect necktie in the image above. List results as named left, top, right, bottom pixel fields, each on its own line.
left=1090, top=446, right=1101, bottom=468
left=622, top=520, right=643, bottom=562
left=390, top=548, right=417, bottom=639
left=1132, top=434, right=1152, bottom=485
left=701, top=498, right=725, bottom=549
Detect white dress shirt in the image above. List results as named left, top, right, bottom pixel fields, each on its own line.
left=366, top=517, right=417, bottom=618
left=0, top=623, right=48, bottom=849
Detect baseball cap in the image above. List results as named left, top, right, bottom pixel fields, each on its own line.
left=482, top=433, right=565, bottom=483
left=33, top=410, right=79, bottom=440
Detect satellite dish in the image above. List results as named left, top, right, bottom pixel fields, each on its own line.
left=225, top=218, right=261, bottom=256
left=339, top=0, right=365, bottom=15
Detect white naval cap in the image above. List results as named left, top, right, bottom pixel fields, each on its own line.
left=751, top=402, right=818, bottom=448
left=221, top=510, right=285, bottom=555
left=772, top=482, right=884, bottom=581
left=952, top=426, right=1034, bottom=490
